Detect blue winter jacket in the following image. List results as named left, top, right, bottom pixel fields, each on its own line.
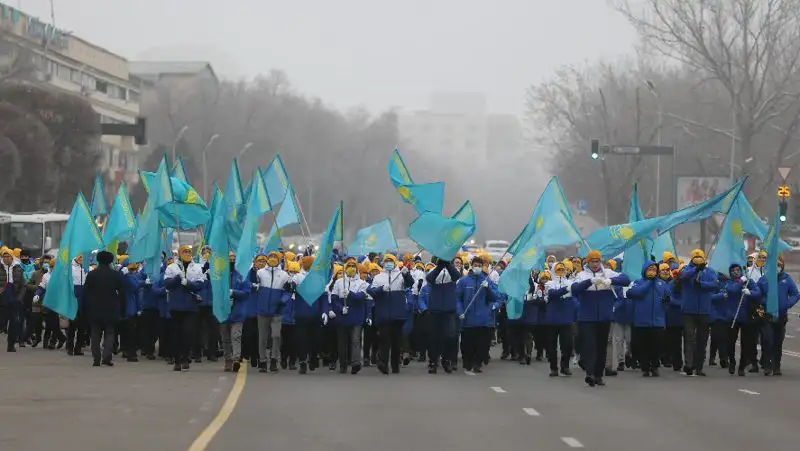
left=664, top=280, right=682, bottom=327
left=227, top=270, right=251, bottom=323
left=545, top=280, right=576, bottom=325
left=425, top=263, right=461, bottom=312
left=571, top=270, right=631, bottom=322
left=757, top=271, right=800, bottom=318
left=676, top=264, right=718, bottom=315
left=141, top=278, right=166, bottom=312
left=254, top=267, right=291, bottom=316
left=612, top=286, right=634, bottom=325
left=121, top=271, right=144, bottom=318
left=710, top=265, right=761, bottom=323
left=455, top=272, right=500, bottom=328
left=164, top=263, right=205, bottom=312
left=625, top=263, right=668, bottom=328
left=330, top=289, right=370, bottom=328
left=367, top=270, right=414, bottom=324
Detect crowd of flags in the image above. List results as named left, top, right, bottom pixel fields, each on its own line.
left=43, top=147, right=789, bottom=326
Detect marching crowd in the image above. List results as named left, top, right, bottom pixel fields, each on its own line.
left=1, top=244, right=797, bottom=387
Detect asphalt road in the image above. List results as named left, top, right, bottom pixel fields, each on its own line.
left=3, top=326, right=800, bottom=451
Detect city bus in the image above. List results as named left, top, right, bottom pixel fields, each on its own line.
left=0, top=212, right=70, bottom=257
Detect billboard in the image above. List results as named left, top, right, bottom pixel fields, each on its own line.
left=676, top=177, right=732, bottom=210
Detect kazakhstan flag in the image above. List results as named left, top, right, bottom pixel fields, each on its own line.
left=409, top=211, right=475, bottom=261
left=508, top=177, right=572, bottom=255
left=263, top=154, right=291, bottom=207
left=222, top=160, right=245, bottom=248
left=172, top=157, right=189, bottom=183
left=764, top=208, right=781, bottom=318
left=297, top=205, right=342, bottom=305
left=388, top=148, right=445, bottom=215
left=43, top=193, right=105, bottom=319
left=90, top=173, right=108, bottom=218
left=349, top=218, right=398, bottom=255
left=235, top=168, right=272, bottom=277
left=275, top=186, right=300, bottom=229
left=103, top=181, right=137, bottom=247
left=140, top=172, right=210, bottom=230
left=209, top=198, right=231, bottom=323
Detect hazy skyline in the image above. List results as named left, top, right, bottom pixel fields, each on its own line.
left=18, top=0, right=636, bottom=115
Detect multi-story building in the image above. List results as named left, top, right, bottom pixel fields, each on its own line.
left=0, top=2, right=142, bottom=193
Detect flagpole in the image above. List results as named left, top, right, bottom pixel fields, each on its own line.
left=294, top=192, right=314, bottom=248
left=340, top=200, right=345, bottom=255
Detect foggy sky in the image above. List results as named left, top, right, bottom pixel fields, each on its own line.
left=20, top=0, right=635, bottom=115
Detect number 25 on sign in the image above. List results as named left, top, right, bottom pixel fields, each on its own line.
left=778, top=185, right=791, bottom=198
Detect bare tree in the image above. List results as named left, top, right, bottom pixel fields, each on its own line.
left=616, top=0, right=800, bottom=202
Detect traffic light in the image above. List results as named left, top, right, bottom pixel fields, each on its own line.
left=780, top=199, right=788, bottom=222
left=591, top=139, right=599, bottom=159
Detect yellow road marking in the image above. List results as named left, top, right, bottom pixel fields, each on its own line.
left=188, top=365, right=247, bottom=451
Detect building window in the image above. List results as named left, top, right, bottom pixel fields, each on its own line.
left=56, top=63, right=70, bottom=80
left=82, top=73, right=96, bottom=90
left=70, top=68, right=81, bottom=84
left=111, top=148, right=119, bottom=170
left=96, top=80, right=108, bottom=93
left=128, top=90, right=140, bottom=103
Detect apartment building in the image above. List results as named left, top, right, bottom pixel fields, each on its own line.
left=0, top=2, right=141, bottom=192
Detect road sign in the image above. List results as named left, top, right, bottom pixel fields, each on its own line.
left=599, top=145, right=674, bottom=156
left=779, top=166, right=792, bottom=181
left=778, top=185, right=791, bottom=198
left=576, top=199, right=588, bottom=215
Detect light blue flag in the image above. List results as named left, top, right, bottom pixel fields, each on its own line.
left=297, top=206, right=342, bottom=305
left=508, top=177, right=572, bottom=255
left=275, top=186, right=300, bottom=229
left=764, top=209, right=781, bottom=318
left=208, top=199, right=231, bottom=323
left=728, top=192, right=791, bottom=253
left=204, top=184, right=223, bottom=237
left=222, top=160, right=245, bottom=248
left=409, top=209, right=476, bottom=261
left=588, top=179, right=746, bottom=259
left=708, top=198, right=747, bottom=273
left=451, top=200, right=476, bottom=225
left=140, top=172, right=210, bottom=230
left=103, top=181, right=137, bottom=246
left=43, top=193, right=105, bottom=319
left=388, top=148, right=445, bottom=215
left=236, top=168, right=272, bottom=276
left=263, top=154, right=291, bottom=207
left=623, top=184, right=649, bottom=281
left=90, top=174, right=108, bottom=217
left=172, top=157, right=189, bottom=183
left=130, top=155, right=174, bottom=282
left=349, top=218, right=398, bottom=255
left=262, top=223, right=283, bottom=253
left=652, top=232, right=677, bottom=261
left=498, top=211, right=583, bottom=301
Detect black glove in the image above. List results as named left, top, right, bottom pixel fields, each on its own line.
left=202, top=262, right=210, bottom=273
left=283, top=281, right=296, bottom=293
left=416, top=279, right=424, bottom=291
left=328, top=280, right=336, bottom=292
left=663, top=295, right=671, bottom=304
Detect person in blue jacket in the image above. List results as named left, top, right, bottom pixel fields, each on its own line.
left=367, top=254, right=414, bottom=375
left=626, top=262, right=669, bottom=377
left=544, top=267, right=575, bottom=377
left=571, top=250, right=630, bottom=386
left=424, top=256, right=463, bottom=374
left=254, top=251, right=293, bottom=373
left=660, top=264, right=683, bottom=371
left=330, top=257, right=371, bottom=374
left=221, top=251, right=250, bottom=373
left=280, top=260, right=298, bottom=371
left=611, top=279, right=634, bottom=373
left=242, top=255, right=266, bottom=370
left=292, top=256, right=327, bottom=374
left=676, top=249, right=719, bottom=376
left=120, top=259, right=145, bottom=362
left=710, top=263, right=761, bottom=376
left=455, top=256, right=501, bottom=374
left=194, top=246, right=219, bottom=364
left=164, top=245, right=206, bottom=372
left=140, top=263, right=166, bottom=361
left=756, top=255, right=799, bottom=376
left=157, top=254, right=174, bottom=363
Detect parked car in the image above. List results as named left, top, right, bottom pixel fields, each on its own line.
left=484, top=239, right=510, bottom=262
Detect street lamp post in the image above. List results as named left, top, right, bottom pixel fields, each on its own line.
left=201, top=134, right=220, bottom=202
left=645, top=80, right=662, bottom=216
left=171, top=125, right=189, bottom=165
left=238, top=142, right=254, bottom=158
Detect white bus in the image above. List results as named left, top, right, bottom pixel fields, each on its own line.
left=0, top=212, right=70, bottom=257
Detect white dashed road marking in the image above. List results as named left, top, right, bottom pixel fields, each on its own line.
left=561, top=437, right=584, bottom=448
left=739, top=389, right=760, bottom=395
left=522, top=407, right=540, bottom=416
left=490, top=386, right=507, bottom=393
left=785, top=334, right=795, bottom=339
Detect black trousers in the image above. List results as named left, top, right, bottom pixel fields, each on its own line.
left=727, top=322, right=757, bottom=369
left=632, top=327, right=662, bottom=372
left=710, top=321, right=730, bottom=363
left=546, top=324, right=574, bottom=371
left=760, top=317, right=787, bottom=369
left=138, top=309, right=159, bottom=356
left=411, top=312, right=429, bottom=356
left=242, top=317, right=259, bottom=366
left=26, top=311, right=43, bottom=343
left=363, top=323, right=378, bottom=362
left=510, top=323, right=532, bottom=360
left=280, top=324, right=296, bottom=364
left=119, top=317, right=138, bottom=357
left=682, top=314, right=710, bottom=371
left=578, top=322, right=611, bottom=379
left=5, top=302, right=23, bottom=348
left=294, top=317, right=321, bottom=364
left=377, top=320, right=404, bottom=370
left=170, top=311, right=196, bottom=364
left=664, top=326, right=683, bottom=369
left=66, top=312, right=87, bottom=352
left=461, top=327, right=491, bottom=370
left=158, top=317, right=173, bottom=359
left=43, top=310, right=65, bottom=347
left=91, top=322, right=115, bottom=363
left=194, top=306, right=219, bottom=359
left=427, top=311, right=456, bottom=366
